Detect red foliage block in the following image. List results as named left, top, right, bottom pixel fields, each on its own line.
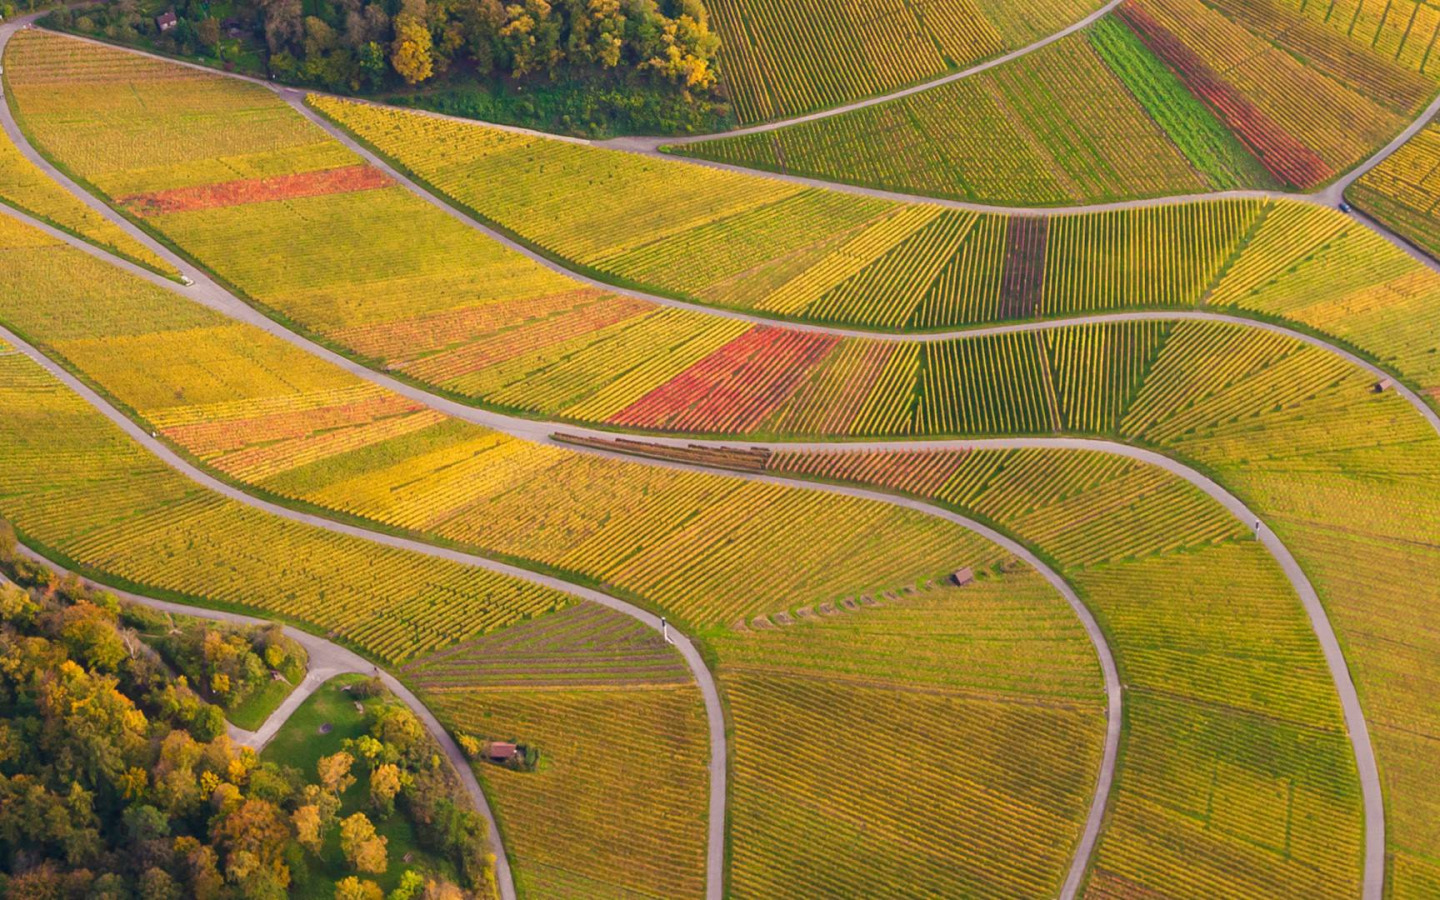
left=1117, top=3, right=1333, bottom=189
left=120, top=164, right=394, bottom=215
left=610, top=327, right=840, bottom=434
left=999, top=217, right=1048, bottom=320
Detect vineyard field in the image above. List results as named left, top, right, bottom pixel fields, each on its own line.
left=7, top=7, right=1440, bottom=900
left=711, top=571, right=1105, bottom=899
left=682, top=31, right=1208, bottom=203
left=0, top=218, right=1007, bottom=637
left=0, top=132, right=174, bottom=273
left=682, top=0, right=1430, bottom=198
left=1350, top=121, right=1440, bottom=259
left=758, top=445, right=1365, bottom=897
left=703, top=0, right=1108, bottom=124
left=0, top=218, right=1113, bottom=899
left=1123, top=335, right=1440, bottom=900
left=305, top=96, right=1440, bottom=401
left=406, top=603, right=709, bottom=898
left=0, top=347, right=571, bottom=665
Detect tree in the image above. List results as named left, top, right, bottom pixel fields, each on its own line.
left=259, top=0, right=303, bottom=54
left=336, top=876, right=385, bottom=900
left=499, top=0, right=561, bottom=76
left=138, top=866, right=180, bottom=900
left=359, top=41, right=389, bottom=89
left=317, top=751, right=356, bottom=796
left=387, top=870, right=426, bottom=900
left=174, top=836, right=225, bottom=900
left=58, top=603, right=128, bottom=673
left=0, top=581, right=37, bottom=625
left=339, top=812, right=388, bottom=875
left=369, top=764, right=403, bottom=817
left=196, top=16, right=221, bottom=50
left=419, top=877, right=467, bottom=900
left=390, top=13, right=434, bottom=84
left=293, top=804, right=324, bottom=855
left=371, top=705, right=425, bottom=762
left=213, top=798, right=292, bottom=886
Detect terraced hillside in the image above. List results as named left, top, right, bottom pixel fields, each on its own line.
left=309, top=99, right=1440, bottom=402
left=578, top=437, right=1369, bottom=898
left=5, top=11, right=1440, bottom=900
left=576, top=311, right=1440, bottom=896
left=0, top=208, right=1110, bottom=898
left=680, top=0, right=1439, bottom=200
left=14, top=39, right=1440, bottom=439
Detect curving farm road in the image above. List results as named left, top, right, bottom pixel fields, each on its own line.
left=0, top=312, right=1122, bottom=900
left=0, top=543, right=508, bottom=894
left=0, top=322, right=732, bottom=900
left=0, top=21, right=1420, bottom=897
left=0, top=144, right=1417, bottom=894
left=0, top=195, right=1400, bottom=897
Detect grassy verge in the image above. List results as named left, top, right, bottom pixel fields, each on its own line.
left=227, top=674, right=299, bottom=731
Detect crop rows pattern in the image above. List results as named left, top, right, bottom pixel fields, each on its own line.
left=0, top=218, right=1003, bottom=637
left=1115, top=321, right=1440, bottom=899
left=306, top=97, right=1440, bottom=400
left=704, top=0, right=1107, bottom=124
left=0, top=216, right=1111, bottom=898
left=0, top=129, right=174, bottom=273
left=406, top=603, right=708, bottom=898
left=682, top=0, right=1428, bottom=198
left=0, top=348, right=570, bottom=664
left=1350, top=119, right=1440, bottom=259
left=710, top=570, right=1106, bottom=899
left=759, top=445, right=1364, bottom=897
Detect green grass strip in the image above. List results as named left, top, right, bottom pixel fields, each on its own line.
left=1087, top=17, right=1275, bottom=191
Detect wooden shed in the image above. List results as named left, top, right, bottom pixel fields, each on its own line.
left=155, top=10, right=178, bottom=32
left=486, top=741, right=518, bottom=763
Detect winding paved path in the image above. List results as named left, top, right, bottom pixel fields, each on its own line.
left=0, top=23, right=1419, bottom=896
left=1, top=309, right=1122, bottom=899
left=0, top=544, right=506, bottom=892
left=603, top=0, right=1128, bottom=148
left=0, top=161, right=1412, bottom=897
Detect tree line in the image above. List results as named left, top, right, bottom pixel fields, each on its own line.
left=0, top=524, right=492, bottom=899
left=53, top=0, right=720, bottom=96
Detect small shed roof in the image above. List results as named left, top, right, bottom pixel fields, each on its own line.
left=487, top=741, right=518, bottom=760
left=155, top=10, right=178, bottom=28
